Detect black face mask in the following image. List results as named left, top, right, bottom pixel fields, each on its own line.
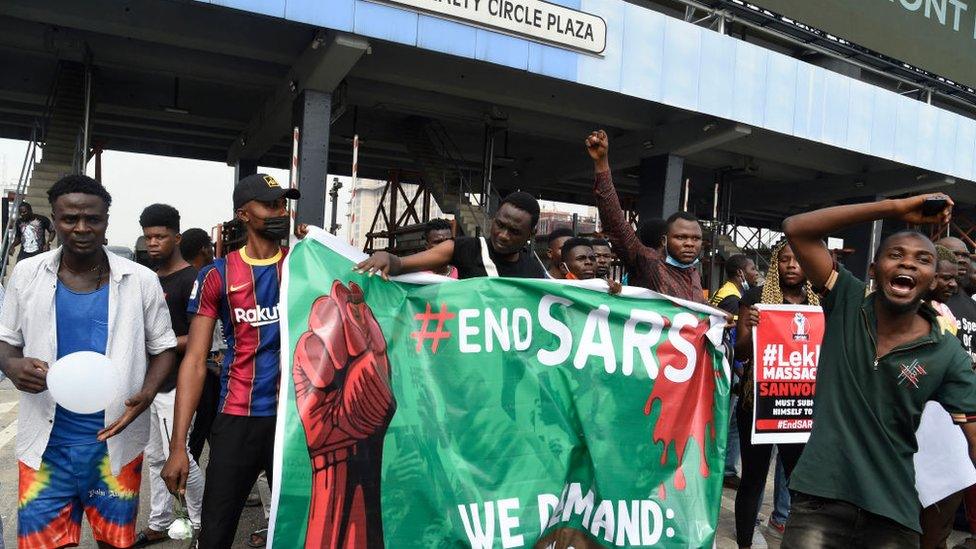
left=259, top=215, right=291, bottom=241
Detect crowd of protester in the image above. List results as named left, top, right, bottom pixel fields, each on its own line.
left=0, top=128, right=974, bottom=549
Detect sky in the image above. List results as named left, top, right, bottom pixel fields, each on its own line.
left=0, top=138, right=353, bottom=249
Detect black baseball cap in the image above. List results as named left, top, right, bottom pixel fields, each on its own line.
left=233, top=173, right=301, bottom=209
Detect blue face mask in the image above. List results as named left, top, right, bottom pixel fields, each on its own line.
left=665, top=254, right=700, bottom=269
left=738, top=271, right=751, bottom=291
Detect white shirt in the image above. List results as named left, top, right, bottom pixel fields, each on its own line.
left=0, top=247, right=176, bottom=474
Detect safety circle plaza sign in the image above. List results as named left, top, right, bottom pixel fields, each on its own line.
left=371, top=0, right=607, bottom=55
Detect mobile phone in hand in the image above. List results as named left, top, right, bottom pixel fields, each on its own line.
left=921, top=197, right=948, bottom=217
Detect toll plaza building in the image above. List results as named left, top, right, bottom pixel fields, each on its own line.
left=3, top=0, right=976, bottom=282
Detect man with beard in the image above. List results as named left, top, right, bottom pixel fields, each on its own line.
left=928, top=246, right=961, bottom=328
left=162, top=173, right=300, bottom=548
left=781, top=194, right=976, bottom=548
left=559, top=237, right=596, bottom=280
left=590, top=238, right=613, bottom=279
left=937, top=236, right=970, bottom=286
left=135, top=204, right=204, bottom=546
left=936, top=237, right=976, bottom=366
left=356, top=191, right=548, bottom=280
left=586, top=130, right=705, bottom=303
left=545, top=227, right=574, bottom=280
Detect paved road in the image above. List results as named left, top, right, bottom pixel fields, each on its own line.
left=0, top=380, right=264, bottom=549
left=0, top=378, right=970, bottom=548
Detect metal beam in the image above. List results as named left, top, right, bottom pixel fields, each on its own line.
left=354, top=43, right=660, bottom=131
left=639, top=154, right=684, bottom=220
left=294, top=90, right=331, bottom=227
left=732, top=168, right=947, bottom=211
left=556, top=118, right=751, bottom=182
left=228, top=32, right=368, bottom=164
left=83, top=30, right=283, bottom=89
left=344, top=76, right=601, bottom=145
left=672, top=124, right=753, bottom=156
left=718, top=133, right=868, bottom=175
left=95, top=104, right=246, bottom=132
left=94, top=117, right=239, bottom=142
left=235, top=159, right=257, bottom=183
left=0, top=16, right=284, bottom=88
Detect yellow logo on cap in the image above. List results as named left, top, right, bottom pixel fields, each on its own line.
left=263, top=175, right=280, bottom=188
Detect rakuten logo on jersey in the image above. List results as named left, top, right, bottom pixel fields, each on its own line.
left=234, top=305, right=280, bottom=327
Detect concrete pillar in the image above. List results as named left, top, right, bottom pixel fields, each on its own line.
left=234, top=159, right=257, bottom=183
left=292, top=90, right=330, bottom=228
left=637, top=154, right=684, bottom=222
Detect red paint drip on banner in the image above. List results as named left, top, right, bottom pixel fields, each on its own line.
left=644, top=317, right=718, bottom=499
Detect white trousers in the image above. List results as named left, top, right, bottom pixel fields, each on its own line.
left=146, top=389, right=204, bottom=530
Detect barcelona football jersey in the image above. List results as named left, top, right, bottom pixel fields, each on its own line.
left=188, top=247, right=287, bottom=417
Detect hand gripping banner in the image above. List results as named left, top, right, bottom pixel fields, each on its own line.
left=269, top=229, right=731, bottom=548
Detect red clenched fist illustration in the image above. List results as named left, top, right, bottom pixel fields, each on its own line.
left=293, top=281, right=396, bottom=548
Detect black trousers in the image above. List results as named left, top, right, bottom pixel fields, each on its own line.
left=782, top=492, right=919, bottom=549
left=920, top=491, right=965, bottom=549
left=189, top=367, right=221, bottom=463
left=734, top=402, right=804, bottom=547
left=198, top=414, right=276, bottom=549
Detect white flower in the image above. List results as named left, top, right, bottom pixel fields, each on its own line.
left=168, top=518, right=193, bottom=540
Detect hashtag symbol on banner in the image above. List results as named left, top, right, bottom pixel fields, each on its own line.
left=411, top=302, right=456, bottom=354
left=762, top=344, right=777, bottom=367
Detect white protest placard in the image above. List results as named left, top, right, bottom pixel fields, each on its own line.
left=914, top=401, right=976, bottom=507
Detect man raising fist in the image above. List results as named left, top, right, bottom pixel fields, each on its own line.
left=585, top=130, right=705, bottom=302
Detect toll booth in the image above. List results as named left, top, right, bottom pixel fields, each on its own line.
left=2, top=0, right=976, bottom=282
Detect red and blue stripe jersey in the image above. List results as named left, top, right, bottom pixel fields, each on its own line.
left=188, top=247, right=287, bottom=417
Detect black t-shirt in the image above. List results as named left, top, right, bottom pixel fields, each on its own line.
left=739, top=286, right=763, bottom=308
left=450, top=236, right=547, bottom=279
left=945, top=291, right=976, bottom=366
left=717, top=295, right=741, bottom=316
left=159, top=265, right=198, bottom=392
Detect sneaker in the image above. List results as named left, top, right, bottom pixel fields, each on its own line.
left=765, top=518, right=786, bottom=538
left=723, top=475, right=741, bottom=490
left=952, top=538, right=976, bottom=549
left=751, top=528, right=768, bottom=548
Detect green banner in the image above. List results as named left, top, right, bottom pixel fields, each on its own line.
left=269, top=229, right=730, bottom=548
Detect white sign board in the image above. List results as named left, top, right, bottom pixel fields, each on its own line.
left=371, top=0, right=607, bottom=55
left=914, top=401, right=976, bottom=507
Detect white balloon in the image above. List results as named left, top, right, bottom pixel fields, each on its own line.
left=47, top=351, right=120, bottom=414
